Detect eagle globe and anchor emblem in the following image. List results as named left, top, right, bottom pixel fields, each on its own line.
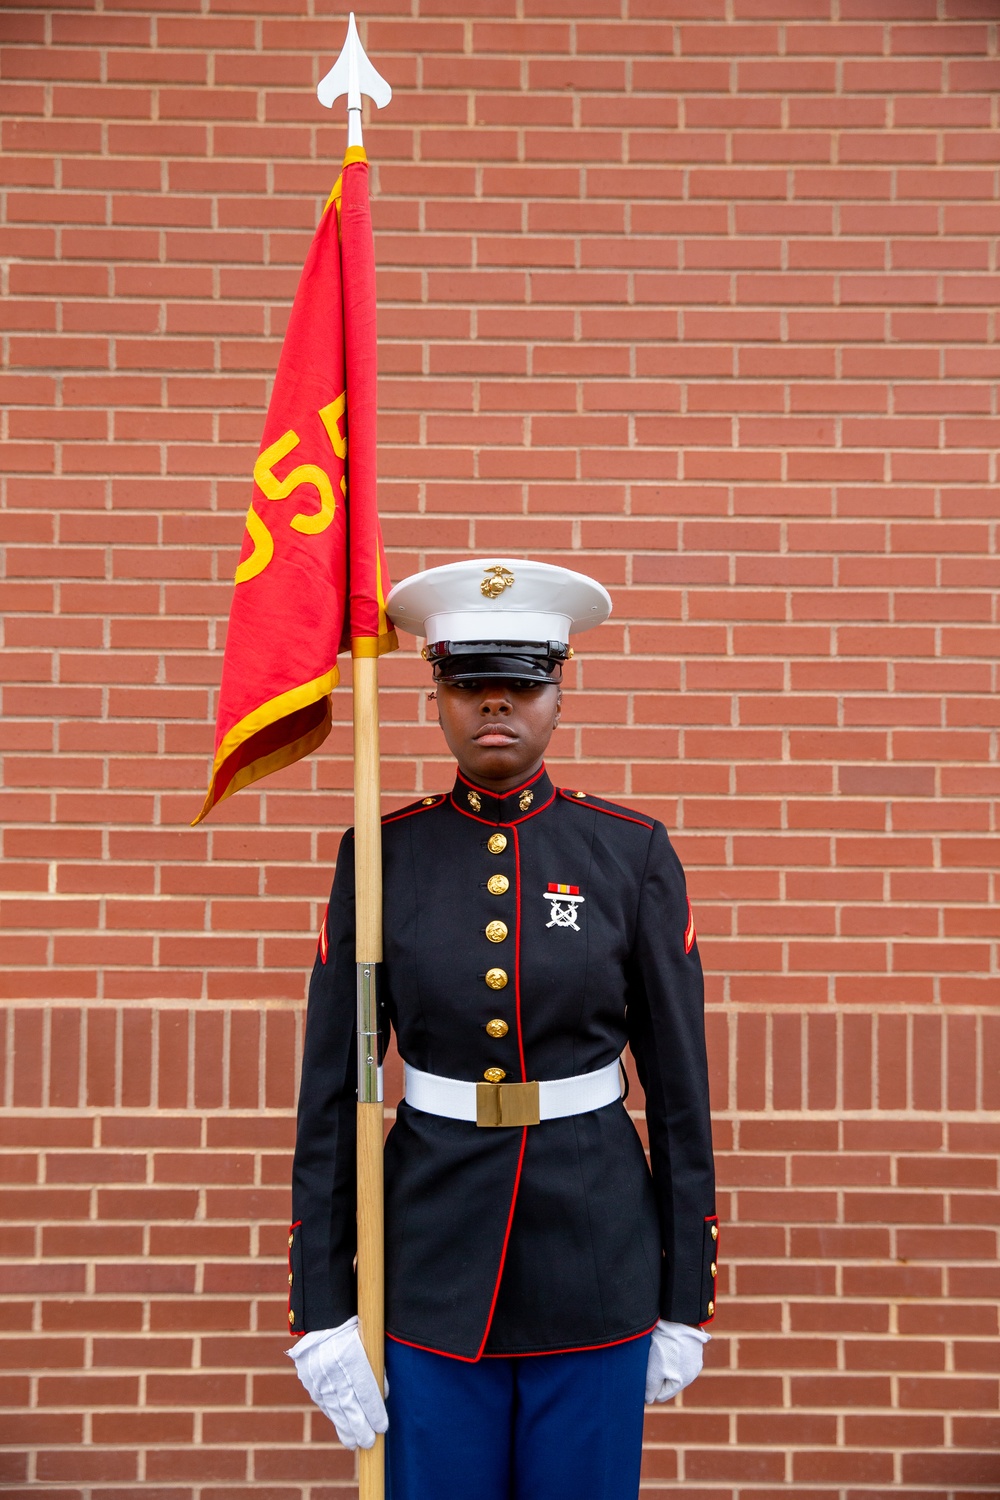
left=480, top=564, right=515, bottom=599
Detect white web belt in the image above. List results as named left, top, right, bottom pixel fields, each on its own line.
left=403, top=1059, right=622, bottom=1128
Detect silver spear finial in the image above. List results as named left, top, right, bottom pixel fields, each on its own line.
left=317, top=12, right=392, bottom=149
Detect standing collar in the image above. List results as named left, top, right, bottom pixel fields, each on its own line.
left=450, top=764, right=555, bottom=825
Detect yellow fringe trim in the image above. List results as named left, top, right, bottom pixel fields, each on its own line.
left=193, top=666, right=339, bottom=824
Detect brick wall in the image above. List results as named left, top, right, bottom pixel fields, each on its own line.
left=1, top=0, right=998, bottom=1494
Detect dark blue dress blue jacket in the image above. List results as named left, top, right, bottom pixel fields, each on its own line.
left=289, top=765, right=717, bottom=1361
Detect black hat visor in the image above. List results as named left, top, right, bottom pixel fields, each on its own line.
left=430, top=641, right=566, bottom=683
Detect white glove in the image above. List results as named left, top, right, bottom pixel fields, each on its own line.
left=287, top=1316, right=388, bottom=1450
left=644, top=1319, right=711, bottom=1404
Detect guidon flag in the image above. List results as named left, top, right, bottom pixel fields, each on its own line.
left=196, top=146, right=396, bottom=823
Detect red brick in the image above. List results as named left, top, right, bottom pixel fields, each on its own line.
left=3, top=8, right=999, bottom=1483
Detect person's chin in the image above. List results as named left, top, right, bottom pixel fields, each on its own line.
left=465, top=742, right=524, bottom=777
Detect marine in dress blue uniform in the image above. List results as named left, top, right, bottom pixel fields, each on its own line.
left=288, top=559, right=718, bottom=1500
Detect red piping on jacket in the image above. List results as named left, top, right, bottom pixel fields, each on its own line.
left=701, top=1214, right=720, bottom=1327
left=557, top=788, right=654, bottom=830
left=482, top=1322, right=659, bottom=1358
left=456, top=764, right=547, bottom=800
left=382, top=1122, right=529, bottom=1367
left=386, top=1320, right=658, bottom=1364
left=469, top=818, right=529, bottom=1358
left=381, top=797, right=444, bottom=827
left=287, top=1219, right=302, bottom=1336
left=512, top=823, right=526, bottom=1084
left=450, top=786, right=556, bottom=826
left=473, top=1122, right=528, bottom=1360
left=384, top=1331, right=487, bottom=1365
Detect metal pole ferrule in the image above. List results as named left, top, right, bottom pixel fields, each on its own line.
left=356, top=961, right=383, bottom=1103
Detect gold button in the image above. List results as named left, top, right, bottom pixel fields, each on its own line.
left=485, top=920, right=508, bottom=943
left=711, top=1223, right=719, bottom=1241
left=484, top=1067, right=506, bottom=1083
left=288, top=1235, right=294, bottom=1248
left=485, top=967, right=508, bottom=990
left=710, top=1262, right=717, bottom=1278
left=572, top=790, right=586, bottom=799
left=486, top=1018, right=509, bottom=1038
left=487, top=832, right=507, bottom=854
left=422, top=796, right=436, bottom=806
left=288, top=1272, right=294, bottom=1285
left=707, top=1300, right=715, bottom=1317
left=288, top=1310, right=295, bottom=1324
left=487, top=873, right=509, bottom=895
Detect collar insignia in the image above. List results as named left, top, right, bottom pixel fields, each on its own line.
left=518, top=789, right=534, bottom=812
left=467, top=789, right=482, bottom=812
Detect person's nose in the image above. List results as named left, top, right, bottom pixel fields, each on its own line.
left=480, top=687, right=512, bottom=715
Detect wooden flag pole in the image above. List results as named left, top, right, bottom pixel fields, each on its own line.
left=353, top=652, right=385, bottom=1500
left=318, top=22, right=392, bottom=1499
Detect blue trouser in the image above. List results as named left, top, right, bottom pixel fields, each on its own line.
left=384, top=1333, right=651, bottom=1500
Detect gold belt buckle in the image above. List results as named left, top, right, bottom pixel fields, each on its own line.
left=476, top=1079, right=540, bottom=1128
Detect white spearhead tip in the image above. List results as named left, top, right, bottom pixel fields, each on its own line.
left=317, top=12, right=392, bottom=113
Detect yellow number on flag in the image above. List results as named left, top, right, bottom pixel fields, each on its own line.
left=235, top=396, right=347, bottom=585
left=234, top=504, right=274, bottom=585
left=254, top=430, right=336, bottom=536
left=318, top=393, right=347, bottom=460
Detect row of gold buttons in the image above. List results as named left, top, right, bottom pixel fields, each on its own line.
left=707, top=1220, right=719, bottom=1317
left=484, top=831, right=510, bottom=1078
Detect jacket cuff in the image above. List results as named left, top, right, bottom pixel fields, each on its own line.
left=699, top=1214, right=719, bottom=1326
left=287, top=1221, right=304, bottom=1336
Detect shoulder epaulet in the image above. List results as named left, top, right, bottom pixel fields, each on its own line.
left=381, top=794, right=446, bottom=827
left=557, top=787, right=655, bottom=830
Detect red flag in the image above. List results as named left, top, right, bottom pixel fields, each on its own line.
left=196, top=147, right=396, bottom=824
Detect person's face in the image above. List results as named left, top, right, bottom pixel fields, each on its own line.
left=434, top=676, right=562, bottom=792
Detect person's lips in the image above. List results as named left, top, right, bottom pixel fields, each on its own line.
left=474, top=725, right=517, bottom=746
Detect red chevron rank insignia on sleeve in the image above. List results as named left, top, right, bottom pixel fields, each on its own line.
left=684, top=898, right=696, bottom=954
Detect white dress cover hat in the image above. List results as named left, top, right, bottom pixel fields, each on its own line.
left=386, top=558, right=612, bottom=649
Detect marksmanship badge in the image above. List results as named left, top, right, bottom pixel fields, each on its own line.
left=544, top=882, right=584, bottom=931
